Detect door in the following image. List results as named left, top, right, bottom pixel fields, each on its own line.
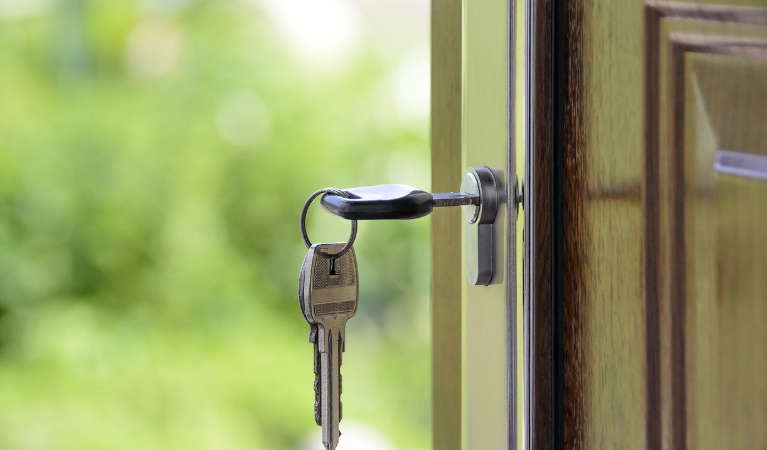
left=526, top=0, right=767, bottom=449
left=433, top=0, right=767, bottom=449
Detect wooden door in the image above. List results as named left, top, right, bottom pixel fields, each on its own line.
left=433, top=0, right=767, bottom=449
left=526, top=0, right=767, bottom=449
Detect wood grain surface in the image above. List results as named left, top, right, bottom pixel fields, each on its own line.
left=529, top=1, right=767, bottom=449
left=647, top=4, right=767, bottom=448
left=528, top=0, right=554, bottom=447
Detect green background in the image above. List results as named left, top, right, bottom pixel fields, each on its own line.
left=0, top=1, right=430, bottom=448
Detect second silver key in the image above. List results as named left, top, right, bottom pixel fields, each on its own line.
left=300, top=242, right=359, bottom=450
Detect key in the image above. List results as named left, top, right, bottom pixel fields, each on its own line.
left=299, top=243, right=358, bottom=450
left=320, top=183, right=480, bottom=220
left=298, top=242, right=359, bottom=450
left=298, top=253, right=323, bottom=425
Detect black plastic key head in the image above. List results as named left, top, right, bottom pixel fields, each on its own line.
left=321, top=184, right=433, bottom=220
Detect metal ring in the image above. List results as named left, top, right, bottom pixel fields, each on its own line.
left=300, top=188, right=358, bottom=257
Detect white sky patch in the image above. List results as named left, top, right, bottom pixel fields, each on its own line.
left=216, top=92, right=271, bottom=147
left=299, top=422, right=394, bottom=450
left=387, top=152, right=429, bottom=187
left=141, top=0, right=191, bottom=12
left=0, top=0, right=49, bottom=18
left=124, top=19, right=184, bottom=78
left=391, top=47, right=430, bottom=122
left=253, top=0, right=362, bottom=68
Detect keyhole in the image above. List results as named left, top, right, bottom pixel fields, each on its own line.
left=329, top=257, right=337, bottom=275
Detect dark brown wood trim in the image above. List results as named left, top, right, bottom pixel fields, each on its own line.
left=668, top=38, right=688, bottom=450
left=529, top=0, right=554, bottom=447
left=672, top=34, right=767, bottom=56
left=558, top=1, right=586, bottom=448
left=646, top=1, right=767, bottom=26
left=529, top=0, right=586, bottom=447
left=643, top=5, right=663, bottom=448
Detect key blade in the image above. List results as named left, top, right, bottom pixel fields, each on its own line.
left=320, top=327, right=343, bottom=450
left=313, top=337, right=322, bottom=426
left=300, top=248, right=323, bottom=427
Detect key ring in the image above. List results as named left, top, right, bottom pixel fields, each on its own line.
left=300, top=188, right=358, bottom=257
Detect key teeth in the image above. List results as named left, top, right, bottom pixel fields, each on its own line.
left=314, top=371, right=321, bottom=425
left=313, top=336, right=322, bottom=426
left=323, top=437, right=340, bottom=450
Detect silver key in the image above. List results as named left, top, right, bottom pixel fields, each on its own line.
left=298, top=242, right=359, bottom=450
left=299, top=256, right=323, bottom=426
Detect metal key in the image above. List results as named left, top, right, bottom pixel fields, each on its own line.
left=298, top=242, right=359, bottom=450
left=299, top=253, right=323, bottom=426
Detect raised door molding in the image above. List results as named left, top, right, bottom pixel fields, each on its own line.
left=644, top=3, right=767, bottom=448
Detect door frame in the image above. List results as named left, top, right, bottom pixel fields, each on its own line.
left=431, top=0, right=521, bottom=449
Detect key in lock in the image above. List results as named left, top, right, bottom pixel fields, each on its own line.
left=321, top=166, right=509, bottom=285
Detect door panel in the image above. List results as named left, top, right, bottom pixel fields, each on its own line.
left=649, top=5, right=767, bottom=448
left=674, top=41, right=767, bottom=450
left=527, top=1, right=767, bottom=449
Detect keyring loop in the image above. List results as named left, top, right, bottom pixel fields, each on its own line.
left=300, top=188, right=358, bottom=257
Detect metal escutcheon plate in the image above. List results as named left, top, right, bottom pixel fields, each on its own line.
left=461, top=166, right=501, bottom=285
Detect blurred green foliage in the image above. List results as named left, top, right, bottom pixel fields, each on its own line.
left=0, top=1, right=430, bottom=448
